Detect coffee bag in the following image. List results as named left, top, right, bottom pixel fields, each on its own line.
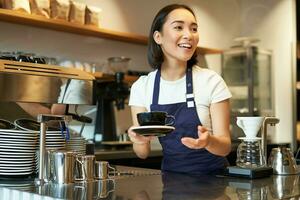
left=85, top=5, right=101, bottom=27
left=50, top=0, right=69, bottom=20
left=69, top=1, right=85, bottom=24
left=29, top=0, right=50, bottom=18
left=4, top=0, right=31, bottom=13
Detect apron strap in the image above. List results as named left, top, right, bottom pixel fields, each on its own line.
left=152, top=67, right=195, bottom=108
left=152, top=69, right=161, bottom=105
left=186, top=67, right=195, bottom=108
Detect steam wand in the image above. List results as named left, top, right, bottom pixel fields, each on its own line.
left=35, top=114, right=72, bottom=186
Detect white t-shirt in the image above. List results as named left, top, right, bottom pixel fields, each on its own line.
left=57, top=60, right=93, bottom=104
left=58, top=79, right=93, bottom=104
left=129, top=65, right=232, bottom=133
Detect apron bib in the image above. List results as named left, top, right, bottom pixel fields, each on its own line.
left=150, top=67, right=226, bottom=174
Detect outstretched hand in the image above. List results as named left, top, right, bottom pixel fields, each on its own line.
left=181, top=125, right=210, bottom=149
left=128, top=126, right=156, bottom=145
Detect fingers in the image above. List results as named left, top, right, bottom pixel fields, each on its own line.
left=128, top=128, right=137, bottom=137
left=181, top=137, right=199, bottom=149
left=181, top=132, right=210, bottom=149
left=127, top=126, right=156, bottom=144
left=198, top=125, right=207, bottom=132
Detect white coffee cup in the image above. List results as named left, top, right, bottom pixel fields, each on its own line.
left=236, top=117, right=264, bottom=138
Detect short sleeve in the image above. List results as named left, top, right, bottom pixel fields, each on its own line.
left=129, top=76, right=147, bottom=107
left=210, top=74, right=232, bottom=103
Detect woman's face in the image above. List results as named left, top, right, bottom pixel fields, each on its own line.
left=154, top=8, right=199, bottom=65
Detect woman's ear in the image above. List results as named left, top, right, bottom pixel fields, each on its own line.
left=153, top=31, right=162, bottom=45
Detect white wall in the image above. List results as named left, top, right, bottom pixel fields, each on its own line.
left=239, top=0, right=296, bottom=146
left=0, top=0, right=297, bottom=145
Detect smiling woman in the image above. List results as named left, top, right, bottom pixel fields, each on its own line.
left=127, top=4, right=232, bottom=175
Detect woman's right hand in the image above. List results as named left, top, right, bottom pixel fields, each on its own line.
left=128, top=126, right=156, bottom=145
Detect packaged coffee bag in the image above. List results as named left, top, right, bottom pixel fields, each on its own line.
left=85, top=5, right=101, bottom=27
left=50, top=0, right=69, bottom=20
left=29, top=0, right=50, bottom=18
left=4, top=0, right=31, bottom=13
left=69, top=1, right=85, bottom=24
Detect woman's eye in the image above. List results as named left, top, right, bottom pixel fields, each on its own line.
left=174, top=26, right=183, bottom=30
left=192, top=27, right=198, bottom=32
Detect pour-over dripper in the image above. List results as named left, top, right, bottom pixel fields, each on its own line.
left=236, top=117, right=264, bottom=138
left=236, top=116, right=266, bottom=168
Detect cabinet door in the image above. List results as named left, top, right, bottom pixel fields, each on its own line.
left=253, top=50, right=273, bottom=116
left=222, top=49, right=250, bottom=114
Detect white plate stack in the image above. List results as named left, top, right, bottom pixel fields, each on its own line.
left=42, top=131, right=67, bottom=149
left=66, top=133, right=86, bottom=155
left=0, top=129, right=38, bottom=176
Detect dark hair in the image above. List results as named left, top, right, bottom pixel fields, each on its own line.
left=147, top=4, right=198, bottom=69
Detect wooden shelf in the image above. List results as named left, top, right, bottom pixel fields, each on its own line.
left=0, top=8, right=147, bottom=45
left=0, top=9, right=222, bottom=54
left=92, top=72, right=138, bottom=85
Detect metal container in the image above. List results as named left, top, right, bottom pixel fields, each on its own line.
left=269, top=175, right=300, bottom=199
left=36, top=148, right=59, bottom=182
left=0, top=59, right=94, bottom=105
left=268, top=146, right=298, bottom=175
left=95, top=179, right=115, bottom=198
left=52, top=151, right=77, bottom=184
left=95, top=161, right=115, bottom=180
left=75, top=155, right=95, bottom=182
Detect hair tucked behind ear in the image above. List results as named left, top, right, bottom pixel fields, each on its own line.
left=147, top=4, right=198, bottom=69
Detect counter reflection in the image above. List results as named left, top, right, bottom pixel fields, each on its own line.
left=161, top=172, right=229, bottom=200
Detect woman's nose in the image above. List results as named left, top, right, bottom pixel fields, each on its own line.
left=182, top=29, right=192, bottom=39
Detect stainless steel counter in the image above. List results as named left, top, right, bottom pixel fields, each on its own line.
left=95, top=148, right=163, bottom=160
left=0, top=166, right=299, bottom=200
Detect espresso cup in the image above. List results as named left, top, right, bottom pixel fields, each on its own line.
left=137, top=111, right=175, bottom=126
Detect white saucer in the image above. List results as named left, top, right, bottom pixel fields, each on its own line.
left=131, top=125, right=175, bottom=136
left=238, top=137, right=261, bottom=141
left=101, top=141, right=132, bottom=146
left=0, top=171, right=33, bottom=175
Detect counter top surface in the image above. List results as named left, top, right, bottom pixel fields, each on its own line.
left=95, top=148, right=162, bottom=160
left=0, top=166, right=299, bottom=200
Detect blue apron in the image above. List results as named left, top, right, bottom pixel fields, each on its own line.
left=150, top=67, right=226, bottom=174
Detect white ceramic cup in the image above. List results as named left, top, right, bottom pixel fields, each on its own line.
left=236, top=117, right=264, bottom=138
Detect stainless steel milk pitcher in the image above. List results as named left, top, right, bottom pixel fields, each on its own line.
left=52, top=151, right=76, bottom=184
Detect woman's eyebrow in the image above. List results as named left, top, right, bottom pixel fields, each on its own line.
left=170, top=20, right=198, bottom=26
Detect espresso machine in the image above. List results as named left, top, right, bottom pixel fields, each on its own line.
left=0, top=58, right=95, bottom=185
left=93, top=72, right=130, bottom=145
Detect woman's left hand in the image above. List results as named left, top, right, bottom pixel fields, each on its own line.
left=181, top=125, right=210, bottom=149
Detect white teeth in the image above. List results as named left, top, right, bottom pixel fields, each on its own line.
left=178, top=44, right=192, bottom=49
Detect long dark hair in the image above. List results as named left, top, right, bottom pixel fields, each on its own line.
left=147, top=4, right=198, bottom=69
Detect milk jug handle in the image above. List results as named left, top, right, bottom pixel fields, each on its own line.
left=108, top=164, right=116, bottom=178
left=76, top=156, right=87, bottom=179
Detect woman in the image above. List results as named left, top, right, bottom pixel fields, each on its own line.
left=128, top=4, right=232, bottom=174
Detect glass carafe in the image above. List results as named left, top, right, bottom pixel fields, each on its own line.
left=236, top=138, right=266, bottom=168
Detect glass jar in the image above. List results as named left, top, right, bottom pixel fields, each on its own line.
left=236, top=138, right=266, bottom=168
left=107, top=57, right=131, bottom=73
